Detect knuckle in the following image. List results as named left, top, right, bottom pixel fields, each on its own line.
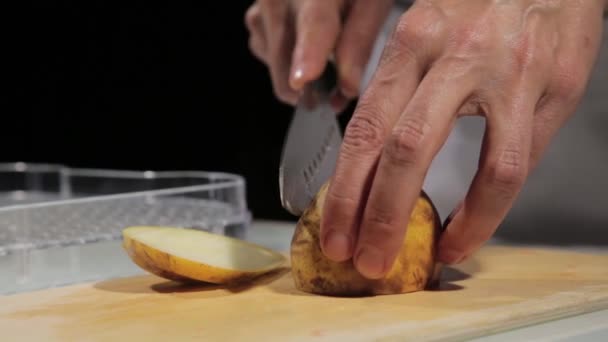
left=363, top=209, right=399, bottom=243
left=509, top=33, right=546, bottom=76
left=244, top=5, right=259, bottom=30
left=396, top=4, right=443, bottom=42
left=325, top=185, right=358, bottom=206
left=486, top=149, right=527, bottom=197
left=343, top=106, right=388, bottom=156
left=551, top=61, right=587, bottom=103
left=384, top=117, right=429, bottom=167
left=393, top=17, right=427, bottom=50
left=456, top=25, right=493, bottom=54
left=366, top=206, right=397, bottom=228
left=387, top=6, right=442, bottom=59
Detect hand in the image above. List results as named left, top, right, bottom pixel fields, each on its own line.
left=244, top=0, right=393, bottom=111
left=320, top=0, right=606, bottom=278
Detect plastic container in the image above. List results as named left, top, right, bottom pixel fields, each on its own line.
left=0, top=162, right=251, bottom=294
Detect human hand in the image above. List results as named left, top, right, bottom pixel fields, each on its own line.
left=244, top=0, right=393, bottom=111
left=320, top=0, right=606, bottom=279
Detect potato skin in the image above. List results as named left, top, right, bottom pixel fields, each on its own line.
left=123, top=233, right=266, bottom=285
left=290, top=182, right=443, bottom=296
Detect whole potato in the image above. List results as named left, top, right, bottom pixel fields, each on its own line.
left=290, top=182, right=443, bottom=296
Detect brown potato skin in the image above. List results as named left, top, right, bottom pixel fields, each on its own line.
left=122, top=230, right=283, bottom=285
left=290, top=182, right=443, bottom=296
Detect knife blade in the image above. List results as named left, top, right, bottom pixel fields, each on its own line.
left=279, top=64, right=343, bottom=216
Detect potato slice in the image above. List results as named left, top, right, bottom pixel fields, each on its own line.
left=122, top=226, right=287, bottom=284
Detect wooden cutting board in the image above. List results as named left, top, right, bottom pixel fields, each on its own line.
left=2, top=245, right=608, bottom=342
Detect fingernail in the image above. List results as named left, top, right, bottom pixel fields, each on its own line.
left=355, top=247, right=386, bottom=279
left=323, top=231, right=352, bottom=262
left=438, top=248, right=464, bottom=264
left=338, top=62, right=361, bottom=99
left=293, top=68, right=303, bottom=81
left=290, top=66, right=305, bottom=90
left=340, top=84, right=358, bottom=100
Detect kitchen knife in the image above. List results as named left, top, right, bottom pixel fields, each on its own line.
left=279, top=64, right=343, bottom=216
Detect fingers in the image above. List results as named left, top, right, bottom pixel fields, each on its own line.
left=319, top=11, right=436, bottom=263
left=259, top=0, right=299, bottom=104
left=335, top=0, right=393, bottom=98
left=354, top=62, right=478, bottom=279
left=245, top=4, right=268, bottom=62
left=438, top=90, right=537, bottom=264
left=289, top=0, right=344, bottom=91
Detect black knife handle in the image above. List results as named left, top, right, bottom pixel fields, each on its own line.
left=311, top=62, right=338, bottom=95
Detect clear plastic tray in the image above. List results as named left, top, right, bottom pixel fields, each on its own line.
left=0, top=162, right=251, bottom=294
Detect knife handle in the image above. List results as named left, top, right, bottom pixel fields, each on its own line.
left=300, top=62, right=338, bottom=109
left=310, top=62, right=338, bottom=97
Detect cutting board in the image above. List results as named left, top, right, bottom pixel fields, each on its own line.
left=2, top=245, right=608, bottom=342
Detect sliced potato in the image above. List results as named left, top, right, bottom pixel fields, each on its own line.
left=122, top=226, right=287, bottom=284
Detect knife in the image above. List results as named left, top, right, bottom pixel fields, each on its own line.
left=279, top=63, right=343, bottom=216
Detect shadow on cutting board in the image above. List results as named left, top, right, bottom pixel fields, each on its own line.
left=428, top=267, right=472, bottom=292
left=93, top=267, right=291, bottom=295
left=259, top=264, right=479, bottom=298
left=94, top=260, right=480, bottom=296
left=150, top=267, right=292, bottom=294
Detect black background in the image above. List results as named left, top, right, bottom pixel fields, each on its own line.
left=16, top=1, right=354, bottom=221
left=11, top=2, right=608, bottom=246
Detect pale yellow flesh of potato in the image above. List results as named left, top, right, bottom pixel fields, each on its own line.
left=290, top=182, right=443, bottom=296
left=122, top=226, right=287, bottom=284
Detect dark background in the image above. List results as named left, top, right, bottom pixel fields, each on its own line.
left=12, top=2, right=608, bottom=245
left=16, top=2, right=353, bottom=221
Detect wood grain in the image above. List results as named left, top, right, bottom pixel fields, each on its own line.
left=1, top=245, right=608, bottom=342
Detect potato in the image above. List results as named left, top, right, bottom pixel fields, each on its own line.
left=123, top=226, right=287, bottom=284
left=290, top=182, right=443, bottom=296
